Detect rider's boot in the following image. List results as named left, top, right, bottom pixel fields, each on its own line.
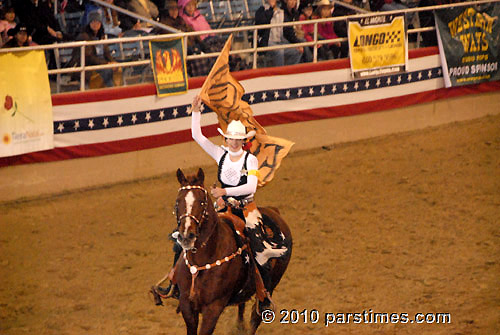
left=245, top=226, right=276, bottom=314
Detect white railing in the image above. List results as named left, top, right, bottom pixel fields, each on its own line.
left=1, top=0, right=498, bottom=93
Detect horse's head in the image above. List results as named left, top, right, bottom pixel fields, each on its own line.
left=174, top=168, right=210, bottom=251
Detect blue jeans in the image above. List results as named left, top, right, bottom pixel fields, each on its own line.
left=268, top=41, right=302, bottom=67
left=97, top=68, right=114, bottom=87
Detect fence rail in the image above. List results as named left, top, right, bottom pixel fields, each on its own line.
left=1, top=0, right=498, bottom=93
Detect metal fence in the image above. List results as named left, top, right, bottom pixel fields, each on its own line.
left=1, top=0, right=497, bottom=94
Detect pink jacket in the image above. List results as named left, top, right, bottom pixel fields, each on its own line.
left=0, top=20, right=16, bottom=44
left=299, top=14, right=314, bottom=43
left=317, top=21, right=338, bottom=45
left=178, top=0, right=213, bottom=40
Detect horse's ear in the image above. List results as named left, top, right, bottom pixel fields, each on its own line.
left=196, top=168, right=204, bottom=185
left=177, top=168, right=187, bottom=185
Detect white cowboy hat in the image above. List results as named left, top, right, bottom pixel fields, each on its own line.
left=217, top=120, right=256, bottom=139
left=314, top=0, right=332, bottom=7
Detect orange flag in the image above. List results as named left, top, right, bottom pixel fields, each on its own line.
left=199, top=35, right=294, bottom=186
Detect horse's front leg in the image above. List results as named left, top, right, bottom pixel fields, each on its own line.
left=179, top=298, right=199, bottom=335
left=249, top=301, right=263, bottom=335
left=198, top=299, right=228, bottom=335
left=236, top=303, right=247, bottom=335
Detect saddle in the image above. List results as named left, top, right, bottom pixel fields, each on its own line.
left=218, top=208, right=246, bottom=239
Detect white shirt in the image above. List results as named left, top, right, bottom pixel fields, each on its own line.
left=191, top=112, right=258, bottom=198
left=268, top=6, right=284, bottom=45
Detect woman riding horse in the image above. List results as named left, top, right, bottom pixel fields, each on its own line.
left=188, top=94, right=289, bottom=311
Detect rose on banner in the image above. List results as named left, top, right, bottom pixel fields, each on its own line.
left=199, top=35, right=294, bottom=186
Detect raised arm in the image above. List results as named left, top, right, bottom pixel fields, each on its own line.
left=190, top=95, right=224, bottom=162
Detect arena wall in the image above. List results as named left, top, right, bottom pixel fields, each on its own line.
left=1, top=48, right=499, bottom=202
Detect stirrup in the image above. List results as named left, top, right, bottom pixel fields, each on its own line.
left=150, top=285, right=165, bottom=306
left=150, top=282, right=175, bottom=302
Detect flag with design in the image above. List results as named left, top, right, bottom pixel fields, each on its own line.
left=199, top=35, right=294, bottom=186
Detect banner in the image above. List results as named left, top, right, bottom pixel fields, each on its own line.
left=149, top=38, right=188, bottom=96
left=199, top=35, right=294, bottom=187
left=348, top=14, right=407, bottom=78
left=0, top=51, right=53, bottom=158
left=435, top=3, right=500, bottom=87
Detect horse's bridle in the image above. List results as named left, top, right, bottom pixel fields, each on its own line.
left=175, top=185, right=210, bottom=250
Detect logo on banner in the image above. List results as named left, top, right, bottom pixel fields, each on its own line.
left=435, top=4, right=500, bottom=87
left=348, top=14, right=407, bottom=78
left=0, top=51, right=54, bottom=158
left=150, top=38, right=188, bottom=97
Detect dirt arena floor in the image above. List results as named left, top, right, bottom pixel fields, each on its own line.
left=1, top=113, right=499, bottom=335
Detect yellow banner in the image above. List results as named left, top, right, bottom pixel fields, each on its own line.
left=0, top=51, right=54, bottom=157
left=349, top=15, right=407, bottom=77
left=200, top=35, right=294, bottom=186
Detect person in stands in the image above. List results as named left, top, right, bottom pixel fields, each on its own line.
left=255, top=0, right=306, bottom=67
left=332, top=0, right=357, bottom=58
left=2, top=23, right=36, bottom=48
left=314, top=0, right=341, bottom=59
left=177, top=0, right=213, bottom=41
left=0, top=6, right=17, bottom=46
left=72, top=11, right=116, bottom=88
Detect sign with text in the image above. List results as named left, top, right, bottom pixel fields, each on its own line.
left=435, top=3, right=500, bottom=87
left=0, top=51, right=54, bottom=158
left=150, top=38, right=188, bottom=97
left=348, top=14, right=407, bottom=78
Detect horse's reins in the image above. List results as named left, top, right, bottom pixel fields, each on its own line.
left=176, top=184, right=247, bottom=300
left=176, top=185, right=211, bottom=253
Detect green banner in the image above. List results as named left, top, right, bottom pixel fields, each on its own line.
left=435, top=3, right=500, bottom=87
left=149, top=38, right=188, bottom=97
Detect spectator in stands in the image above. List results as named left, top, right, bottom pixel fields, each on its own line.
left=299, top=2, right=314, bottom=43
left=73, top=11, right=116, bottom=87
left=150, top=0, right=164, bottom=12
left=380, top=0, right=408, bottom=12
left=284, top=0, right=311, bottom=63
left=83, top=0, right=123, bottom=37
left=418, top=0, right=456, bottom=47
left=114, top=0, right=139, bottom=31
left=101, top=0, right=123, bottom=37
left=14, top=0, right=65, bottom=44
left=255, top=0, right=305, bottom=67
left=315, top=0, right=340, bottom=59
left=178, top=0, right=213, bottom=40
left=155, top=0, right=203, bottom=49
left=0, top=7, right=17, bottom=46
left=119, top=0, right=159, bottom=32
left=158, top=0, right=190, bottom=32
left=299, top=2, right=319, bottom=61
left=2, top=23, right=36, bottom=48
left=332, top=0, right=356, bottom=58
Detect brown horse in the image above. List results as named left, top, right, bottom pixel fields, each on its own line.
left=171, top=168, right=292, bottom=335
